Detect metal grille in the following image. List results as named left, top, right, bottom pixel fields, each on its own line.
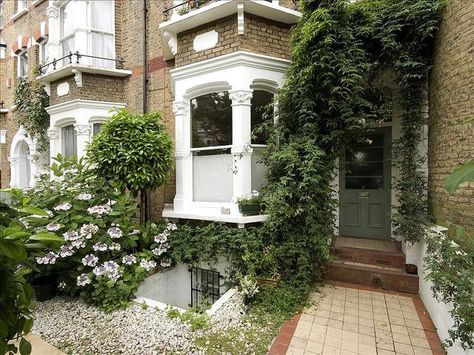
left=190, top=268, right=221, bottom=307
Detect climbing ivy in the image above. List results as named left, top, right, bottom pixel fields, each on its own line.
left=13, top=77, right=50, bottom=154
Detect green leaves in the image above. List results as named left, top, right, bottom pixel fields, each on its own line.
left=445, top=160, right=474, bottom=194
left=19, top=337, right=32, bottom=355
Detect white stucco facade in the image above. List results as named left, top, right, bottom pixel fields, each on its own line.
left=8, top=127, right=44, bottom=189
left=46, top=99, right=126, bottom=162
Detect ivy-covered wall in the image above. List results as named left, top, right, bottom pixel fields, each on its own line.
left=428, top=0, right=474, bottom=235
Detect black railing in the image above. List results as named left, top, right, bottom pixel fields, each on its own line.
left=38, top=51, right=126, bottom=74
left=163, top=0, right=217, bottom=20
left=189, top=267, right=223, bottom=307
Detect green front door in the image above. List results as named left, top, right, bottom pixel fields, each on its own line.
left=339, top=127, right=392, bottom=239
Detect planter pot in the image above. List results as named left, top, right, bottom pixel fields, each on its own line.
left=238, top=204, right=261, bottom=216
left=405, top=264, right=418, bottom=275
left=31, top=275, right=57, bottom=302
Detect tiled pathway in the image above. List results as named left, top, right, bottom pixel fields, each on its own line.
left=269, top=283, right=445, bottom=355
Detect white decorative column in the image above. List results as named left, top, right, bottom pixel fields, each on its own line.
left=45, top=5, right=60, bottom=71
left=8, top=157, right=19, bottom=188
left=74, top=124, right=91, bottom=159
left=172, top=101, right=191, bottom=212
left=47, top=128, right=60, bottom=162
left=229, top=89, right=253, bottom=206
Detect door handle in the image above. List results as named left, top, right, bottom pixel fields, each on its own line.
left=358, top=192, right=369, bottom=199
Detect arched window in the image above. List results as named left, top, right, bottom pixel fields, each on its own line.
left=61, top=125, right=77, bottom=158
left=17, top=141, right=31, bottom=189
left=191, top=91, right=233, bottom=202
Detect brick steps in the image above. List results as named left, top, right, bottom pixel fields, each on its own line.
left=332, top=245, right=406, bottom=268
left=326, top=260, right=419, bottom=293
left=326, top=238, right=418, bottom=294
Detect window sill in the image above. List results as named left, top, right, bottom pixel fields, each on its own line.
left=0, top=109, right=9, bottom=114
left=36, top=63, right=132, bottom=84
left=162, top=204, right=267, bottom=225
left=10, top=9, right=28, bottom=22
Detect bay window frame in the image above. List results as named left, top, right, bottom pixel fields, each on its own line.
left=58, top=0, right=115, bottom=68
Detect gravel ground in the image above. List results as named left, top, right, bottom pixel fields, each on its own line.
left=32, top=291, right=246, bottom=355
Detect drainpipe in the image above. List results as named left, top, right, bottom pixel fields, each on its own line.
left=142, top=0, right=148, bottom=114
left=141, top=0, right=149, bottom=222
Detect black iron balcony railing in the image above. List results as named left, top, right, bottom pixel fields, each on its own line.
left=163, top=0, right=217, bottom=20
left=38, top=51, right=126, bottom=75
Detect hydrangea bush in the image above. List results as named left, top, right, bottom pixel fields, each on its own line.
left=26, top=155, right=177, bottom=311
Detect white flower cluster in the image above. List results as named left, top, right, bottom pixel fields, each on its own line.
left=59, top=245, right=74, bottom=258
left=93, top=261, right=121, bottom=281
left=107, top=227, right=123, bottom=239
left=63, top=230, right=80, bottom=241
left=122, top=255, right=137, bottom=265
left=109, top=242, right=121, bottom=251
left=46, top=223, right=61, bottom=231
left=93, top=242, right=108, bottom=252
left=76, top=273, right=91, bottom=287
left=82, top=254, right=99, bottom=267
left=140, top=259, right=157, bottom=271
left=77, top=193, right=93, bottom=201
left=87, top=204, right=111, bottom=216
left=36, top=252, right=58, bottom=265
left=80, top=224, right=99, bottom=239
left=54, top=203, right=72, bottom=211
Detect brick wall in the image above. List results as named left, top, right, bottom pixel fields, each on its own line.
left=48, top=74, right=125, bottom=106
left=175, top=14, right=292, bottom=67
left=0, top=0, right=48, bottom=189
left=428, top=0, right=474, bottom=234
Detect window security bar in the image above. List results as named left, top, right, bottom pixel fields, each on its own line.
left=189, top=267, right=222, bottom=307
left=38, top=51, right=126, bottom=74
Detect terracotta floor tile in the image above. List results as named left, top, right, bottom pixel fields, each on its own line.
left=269, top=342, right=289, bottom=355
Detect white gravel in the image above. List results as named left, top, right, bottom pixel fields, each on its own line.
left=32, top=291, right=246, bottom=355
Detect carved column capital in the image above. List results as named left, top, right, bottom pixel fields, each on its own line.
left=74, top=124, right=91, bottom=136
left=229, top=90, right=253, bottom=105
left=47, top=128, right=60, bottom=140
left=46, top=5, right=59, bottom=19
left=172, top=101, right=188, bottom=116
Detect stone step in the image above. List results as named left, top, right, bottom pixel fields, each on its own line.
left=331, top=245, right=406, bottom=268
left=326, top=260, right=419, bottom=294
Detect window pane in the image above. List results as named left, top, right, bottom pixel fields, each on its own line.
left=251, top=90, right=273, bottom=144
left=91, top=32, right=114, bottom=68
left=193, top=150, right=233, bottom=202
left=191, top=92, right=232, bottom=148
left=61, top=36, right=75, bottom=56
left=19, top=54, right=28, bottom=77
left=62, top=125, right=77, bottom=158
left=61, top=1, right=81, bottom=37
left=91, top=0, right=114, bottom=32
left=92, top=123, right=103, bottom=136
left=251, top=146, right=267, bottom=191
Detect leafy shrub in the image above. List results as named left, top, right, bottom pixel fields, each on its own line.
left=0, top=191, right=63, bottom=354
left=25, top=156, right=176, bottom=311
left=87, top=109, right=173, bottom=222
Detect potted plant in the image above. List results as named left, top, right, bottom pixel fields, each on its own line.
left=236, top=190, right=262, bottom=216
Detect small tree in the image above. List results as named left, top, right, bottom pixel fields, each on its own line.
left=87, top=110, right=173, bottom=222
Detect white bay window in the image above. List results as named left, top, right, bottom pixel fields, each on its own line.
left=54, top=0, right=115, bottom=69
left=164, top=51, right=289, bottom=224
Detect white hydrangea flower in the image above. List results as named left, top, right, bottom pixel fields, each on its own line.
left=46, top=223, right=61, bottom=231
left=80, top=224, right=99, bottom=239
left=82, top=254, right=99, bottom=267
left=76, top=273, right=91, bottom=287
left=54, top=203, right=72, bottom=211
left=77, top=193, right=93, bottom=201
left=107, top=227, right=123, bottom=239
left=122, top=255, right=137, bottom=265
left=92, top=242, right=108, bottom=252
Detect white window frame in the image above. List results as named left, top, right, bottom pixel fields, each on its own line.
left=58, top=0, right=115, bottom=67
left=16, top=0, right=27, bottom=13
left=17, top=52, right=28, bottom=78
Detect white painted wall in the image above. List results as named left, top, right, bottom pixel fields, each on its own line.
left=405, top=235, right=474, bottom=355
left=136, top=259, right=230, bottom=310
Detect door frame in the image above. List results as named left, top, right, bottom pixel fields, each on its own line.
left=339, top=127, right=392, bottom=240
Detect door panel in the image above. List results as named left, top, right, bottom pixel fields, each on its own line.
left=339, top=128, right=391, bottom=239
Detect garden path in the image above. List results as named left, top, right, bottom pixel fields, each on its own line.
left=269, top=283, right=445, bottom=355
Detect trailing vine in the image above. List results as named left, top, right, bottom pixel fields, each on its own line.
left=13, top=77, right=50, bottom=154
